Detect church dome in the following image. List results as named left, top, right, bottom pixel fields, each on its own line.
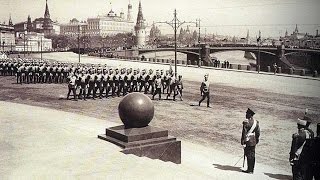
left=107, top=9, right=116, bottom=17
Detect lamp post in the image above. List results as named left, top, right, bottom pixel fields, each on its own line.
left=257, top=30, right=261, bottom=73
left=197, top=19, right=201, bottom=67
left=23, top=32, right=26, bottom=57
left=78, top=25, right=81, bottom=63
left=155, top=9, right=199, bottom=78
left=2, top=41, right=4, bottom=53
left=40, top=36, right=43, bottom=61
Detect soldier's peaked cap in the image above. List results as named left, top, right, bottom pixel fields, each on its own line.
left=246, top=108, right=255, bottom=116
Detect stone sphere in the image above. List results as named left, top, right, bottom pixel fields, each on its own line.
left=118, top=92, right=154, bottom=128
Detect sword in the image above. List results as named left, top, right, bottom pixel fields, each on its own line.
left=234, top=155, right=243, bottom=166
left=243, top=152, right=246, bottom=168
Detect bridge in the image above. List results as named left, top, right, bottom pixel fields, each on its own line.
left=133, top=46, right=320, bottom=72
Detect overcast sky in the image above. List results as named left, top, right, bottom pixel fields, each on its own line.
left=1, top=0, right=319, bottom=38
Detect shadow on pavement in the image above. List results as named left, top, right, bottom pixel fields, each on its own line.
left=264, top=172, right=292, bottom=180
left=212, top=163, right=242, bottom=172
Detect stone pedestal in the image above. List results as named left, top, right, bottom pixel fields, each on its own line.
left=98, top=125, right=181, bottom=164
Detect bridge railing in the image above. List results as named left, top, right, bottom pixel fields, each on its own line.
left=88, top=53, right=318, bottom=78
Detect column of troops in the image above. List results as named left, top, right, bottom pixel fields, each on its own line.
left=0, top=58, right=183, bottom=101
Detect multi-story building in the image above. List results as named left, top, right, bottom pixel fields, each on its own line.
left=0, top=21, right=16, bottom=52
left=15, top=32, right=52, bottom=52
left=281, top=25, right=320, bottom=48
left=60, top=18, right=88, bottom=37
left=86, top=2, right=134, bottom=37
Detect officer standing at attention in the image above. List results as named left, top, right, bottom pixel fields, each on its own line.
left=198, top=73, right=210, bottom=107
left=241, top=108, right=260, bottom=174
left=290, top=118, right=309, bottom=180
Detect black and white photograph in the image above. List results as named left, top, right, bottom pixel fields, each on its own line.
left=0, top=0, right=319, bottom=179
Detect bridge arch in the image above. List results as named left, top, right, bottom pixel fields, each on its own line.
left=138, top=49, right=200, bottom=65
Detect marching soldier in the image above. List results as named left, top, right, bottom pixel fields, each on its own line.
left=78, top=70, right=89, bottom=100
left=102, top=68, right=109, bottom=98
left=131, top=69, right=139, bottom=92
left=17, top=63, right=24, bottom=84
left=67, top=73, right=78, bottom=100
left=147, top=69, right=155, bottom=94
left=198, top=74, right=210, bottom=107
left=139, top=69, right=147, bottom=93
left=118, top=68, right=127, bottom=97
left=173, top=75, right=183, bottom=101
left=166, top=73, right=176, bottom=100
left=33, top=63, right=40, bottom=83
left=241, top=108, right=260, bottom=174
left=114, top=68, right=120, bottom=97
left=109, top=68, right=116, bottom=97
left=87, top=69, right=97, bottom=99
left=95, top=69, right=104, bottom=99
left=152, top=74, right=162, bottom=100
left=163, top=70, right=170, bottom=94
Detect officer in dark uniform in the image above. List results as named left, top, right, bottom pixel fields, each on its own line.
left=290, top=118, right=309, bottom=180
left=241, top=108, right=260, bottom=174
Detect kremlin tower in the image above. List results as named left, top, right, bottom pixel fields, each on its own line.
left=134, top=1, right=146, bottom=48
left=42, top=0, right=54, bottom=35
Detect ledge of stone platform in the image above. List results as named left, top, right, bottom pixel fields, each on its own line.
left=98, top=125, right=181, bottom=164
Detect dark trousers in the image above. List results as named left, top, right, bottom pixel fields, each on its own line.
left=153, top=88, right=161, bottom=100
left=292, top=161, right=304, bottom=180
left=304, top=163, right=320, bottom=180
left=79, top=85, right=87, bottom=100
left=147, top=81, right=154, bottom=94
left=67, top=87, right=77, bottom=100
left=199, top=92, right=210, bottom=107
left=139, top=81, right=146, bottom=93
left=95, top=82, right=103, bottom=98
left=166, top=84, right=176, bottom=100
left=174, top=88, right=182, bottom=100
left=244, top=146, right=256, bottom=173
left=16, top=73, right=21, bottom=84
left=88, top=82, right=96, bottom=99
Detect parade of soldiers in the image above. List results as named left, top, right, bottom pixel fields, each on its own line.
left=1, top=56, right=320, bottom=178
left=0, top=57, right=184, bottom=101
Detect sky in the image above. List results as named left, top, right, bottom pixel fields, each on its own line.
left=1, top=0, right=320, bottom=38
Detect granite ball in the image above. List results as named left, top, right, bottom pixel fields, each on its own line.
left=118, top=92, right=154, bottom=128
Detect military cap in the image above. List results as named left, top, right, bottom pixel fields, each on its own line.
left=246, top=108, right=255, bottom=116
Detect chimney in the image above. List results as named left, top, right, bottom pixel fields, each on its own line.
left=317, top=29, right=319, bottom=36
